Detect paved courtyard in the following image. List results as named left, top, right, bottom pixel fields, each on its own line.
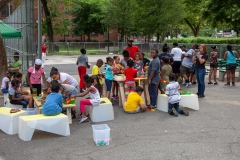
left=0, top=55, right=240, bottom=160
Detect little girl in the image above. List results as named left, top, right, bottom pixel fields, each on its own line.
left=134, top=52, right=144, bottom=72
left=105, top=57, right=116, bottom=100
left=72, top=75, right=100, bottom=123
left=1, top=71, right=12, bottom=93
left=160, top=56, right=172, bottom=94
left=124, top=59, right=138, bottom=100
left=112, top=56, right=121, bottom=99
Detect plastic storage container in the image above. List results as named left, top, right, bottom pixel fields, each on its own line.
left=92, top=124, right=111, bottom=146
left=21, top=108, right=37, bottom=115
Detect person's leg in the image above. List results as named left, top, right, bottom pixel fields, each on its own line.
left=148, top=83, right=157, bottom=107
left=130, top=81, right=135, bottom=93
left=1, top=88, right=9, bottom=93
left=21, top=99, right=29, bottom=108
left=42, top=53, right=46, bottom=63
left=115, top=82, right=119, bottom=98
left=79, top=99, right=92, bottom=115
left=231, top=69, right=235, bottom=85
left=124, top=81, right=130, bottom=100
left=105, top=79, right=112, bottom=100
left=195, top=69, right=200, bottom=95
left=226, top=70, right=231, bottom=84
left=112, top=81, right=116, bottom=98
left=208, top=67, right=213, bottom=83
left=198, top=69, right=206, bottom=96
left=175, top=103, right=189, bottom=116
left=34, top=84, right=42, bottom=96
left=213, top=67, right=217, bottom=83
left=168, top=103, right=174, bottom=115
left=23, top=95, right=33, bottom=108
left=77, top=66, right=81, bottom=89
left=80, top=66, right=87, bottom=90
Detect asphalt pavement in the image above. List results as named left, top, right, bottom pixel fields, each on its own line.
left=0, top=55, right=240, bottom=160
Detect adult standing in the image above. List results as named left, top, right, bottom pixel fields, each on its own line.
left=125, top=39, right=140, bottom=60
left=180, top=44, right=198, bottom=87
left=208, top=46, right=218, bottom=85
left=42, top=42, right=48, bottom=63
left=148, top=49, right=160, bottom=109
left=76, top=48, right=90, bottom=92
left=171, top=42, right=182, bottom=81
left=224, top=45, right=239, bottom=86
left=192, top=44, right=208, bottom=98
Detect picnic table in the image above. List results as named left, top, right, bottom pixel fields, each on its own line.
left=115, top=77, right=150, bottom=107
left=33, top=97, right=76, bottom=124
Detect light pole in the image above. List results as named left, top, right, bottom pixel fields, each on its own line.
left=38, top=0, right=42, bottom=59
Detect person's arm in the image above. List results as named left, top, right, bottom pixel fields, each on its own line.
left=223, top=51, right=227, bottom=60
left=11, top=94, right=24, bottom=101
left=72, top=87, right=93, bottom=97
left=148, top=70, right=155, bottom=85
left=27, top=72, right=32, bottom=89
left=42, top=72, right=47, bottom=87
left=234, top=51, right=239, bottom=59
left=76, top=56, right=79, bottom=65
left=5, top=81, right=9, bottom=88
left=160, top=69, right=165, bottom=77
left=197, top=53, right=207, bottom=64
left=9, top=67, right=20, bottom=70
left=192, top=52, right=197, bottom=63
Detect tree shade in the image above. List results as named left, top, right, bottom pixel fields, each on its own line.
left=0, top=20, right=22, bottom=39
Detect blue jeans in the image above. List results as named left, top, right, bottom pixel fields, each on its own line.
left=168, top=102, right=183, bottom=115
left=105, top=79, right=113, bottom=92
left=69, top=88, right=78, bottom=97
left=148, top=83, right=157, bottom=106
left=1, top=88, right=8, bottom=93
left=10, top=99, right=29, bottom=108
left=195, top=68, right=206, bottom=95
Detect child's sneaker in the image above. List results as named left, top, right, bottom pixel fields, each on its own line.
left=79, top=116, right=88, bottom=123
left=148, top=105, right=156, bottom=109
left=172, top=108, right=178, bottom=117
left=185, top=83, right=191, bottom=87
left=181, top=108, right=189, bottom=116
left=115, top=95, right=119, bottom=99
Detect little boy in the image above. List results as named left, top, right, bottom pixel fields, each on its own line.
left=9, top=80, right=30, bottom=108
left=140, top=53, right=150, bottom=66
left=165, top=73, right=189, bottom=117
left=92, top=59, right=104, bottom=96
left=124, top=86, right=147, bottom=113
left=42, top=82, right=62, bottom=116
left=9, top=52, right=22, bottom=74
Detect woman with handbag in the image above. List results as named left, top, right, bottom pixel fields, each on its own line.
left=224, top=45, right=239, bottom=86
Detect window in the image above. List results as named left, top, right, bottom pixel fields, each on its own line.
left=1, top=5, right=12, bottom=17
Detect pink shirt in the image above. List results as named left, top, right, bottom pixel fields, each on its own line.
left=28, top=67, right=44, bottom=84
left=113, top=62, right=120, bottom=74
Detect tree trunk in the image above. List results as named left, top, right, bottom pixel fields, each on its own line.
left=120, top=28, right=124, bottom=42
left=0, top=37, right=8, bottom=93
left=156, top=32, right=160, bottom=43
left=161, top=31, right=165, bottom=42
left=41, top=0, right=54, bottom=52
left=87, top=33, right=91, bottom=41
left=184, top=18, right=200, bottom=37
left=170, top=26, right=173, bottom=39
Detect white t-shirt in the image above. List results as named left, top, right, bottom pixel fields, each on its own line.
left=59, top=73, right=78, bottom=88
left=171, top=48, right=182, bottom=61
left=61, top=84, right=75, bottom=95
left=165, top=81, right=181, bottom=104
left=1, top=77, right=9, bottom=89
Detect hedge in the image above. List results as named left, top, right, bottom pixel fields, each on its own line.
left=164, top=37, right=240, bottom=44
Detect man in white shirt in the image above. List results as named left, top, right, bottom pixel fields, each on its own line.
left=171, top=43, right=182, bottom=81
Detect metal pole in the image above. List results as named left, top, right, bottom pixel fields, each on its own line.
left=38, top=0, right=42, bottom=59
left=8, top=3, right=11, bottom=16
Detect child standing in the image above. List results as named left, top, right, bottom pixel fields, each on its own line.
left=9, top=80, right=32, bottom=108
left=72, top=75, right=100, bottom=123
left=120, top=50, right=132, bottom=68
left=105, top=57, right=115, bottom=100
left=166, top=73, right=189, bottom=117
left=112, top=56, right=121, bottom=99
left=134, top=52, right=144, bottom=72
left=124, top=59, right=138, bottom=100
left=28, top=59, right=46, bottom=96
left=42, top=82, right=62, bottom=116
left=9, top=52, right=22, bottom=73
left=92, top=59, right=104, bottom=96
left=160, top=56, right=172, bottom=94
left=1, top=71, right=12, bottom=93
left=140, top=53, right=150, bottom=66
left=76, top=48, right=90, bottom=92
left=124, top=86, right=147, bottom=113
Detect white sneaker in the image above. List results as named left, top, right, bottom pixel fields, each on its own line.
left=79, top=116, right=88, bottom=123
left=185, top=83, right=191, bottom=87
left=189, top=82, right=192, bottom=85
left=182, top=81, right=186, bottom=85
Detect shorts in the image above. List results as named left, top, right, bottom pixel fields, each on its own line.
left=190, top=64, right=195, bottom=74
left=1, top=88, right=9, bottom=93
left=10, top=99, right=29, bottom=108
left=172, top=61, right=181, bottom=74
left=210, top=63, right=218, bottom=68
left=180, top=65, right=190, bottom=76
left=226, top=63, right=237, bottom=70
left=105, top=79, right=113, bottom=92
left=31, top=84, right=42, bottom=96
left=69, top=88, right=78, bottom=98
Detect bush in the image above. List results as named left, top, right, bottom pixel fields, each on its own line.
left=164, top=37, right=240, bottom=44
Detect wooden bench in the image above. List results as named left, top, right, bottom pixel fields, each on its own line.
left=218, top=59, right=240, bottom=81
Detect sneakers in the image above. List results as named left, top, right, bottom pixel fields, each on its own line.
left=232, top=82, right=235, bottom=86
left=172, top=108, right=178, bottom=117
left=214, top=82, right=218, bottom=85
left=198, top=94, right=205, bottom=98
left=189, top=82, right=192, bottom=85
left=182, top=81, right=186, bottom=85
left=115, top=95, right=119, bottom=99
left=192, top=82, right=197, bottom=85
left=225, top=83, right=230, bottom=86
left=79, top=116, right=88, bottom=123
left=181, top=108, right=189, bottom=116
left=148, top=105, right=156, bottom=109
left=72, top=111, right=76, bottom=119
left=208, top=81, right=213, bottom=84
left=185, top=83, right=191, bottom=87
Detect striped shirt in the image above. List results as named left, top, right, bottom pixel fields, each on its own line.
left=165, top=81, right=181, bottom=104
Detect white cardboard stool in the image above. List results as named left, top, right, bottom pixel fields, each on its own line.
left=3, top=93, right=8, bottom=106
left=89, top=98, right=114, bottom=122
left=18, top=113, right=70, bottom=141
left=0, top=107, right=27, bottom=135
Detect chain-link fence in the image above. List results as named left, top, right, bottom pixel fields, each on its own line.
left=3, top=0, right=35, bottom=77
left=47, top=42, right=240, bottom=59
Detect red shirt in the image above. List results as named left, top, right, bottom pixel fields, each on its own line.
left=125, top=46, right=140, bottom=60
left=42, top=45, right=47, bottom=53
left=124, top=68, right=138, bottom=81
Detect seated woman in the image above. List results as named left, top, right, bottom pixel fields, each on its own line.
left=124, top=86, right=147, bottom=113
left=42, top=82, right=62, bottom=116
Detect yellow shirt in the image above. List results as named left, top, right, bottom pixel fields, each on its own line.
left=92, top=65, right=103, bottom=85
left=124, top=92, right=143, bottom=112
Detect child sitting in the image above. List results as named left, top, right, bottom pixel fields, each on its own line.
left=124, top=59, right=138, bottom=100
left=92, top=59, right=104, bottom=96
left=9, top=80, right=31, bottom=108
left=165, top=73, right=189, bottom=117
left=160, top=56, right=172, bottom=94
left=1, top=71, right=12, bottom=93
left=134, top=52, right=144, bottom=72
left=124, top=86, right=146, bottom=113
left=42, top=82, right=62, bottom=116
left=72, top=75, right=100, bottom=123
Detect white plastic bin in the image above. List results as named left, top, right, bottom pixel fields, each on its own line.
left=92, top=124, right=111, bottom=146
left=21, top=108, right=37, bottom=115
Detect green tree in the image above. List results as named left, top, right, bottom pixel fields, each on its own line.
left=202, top=0, right=240, bottom=36
left=71, top=0, right=106, bottom=41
